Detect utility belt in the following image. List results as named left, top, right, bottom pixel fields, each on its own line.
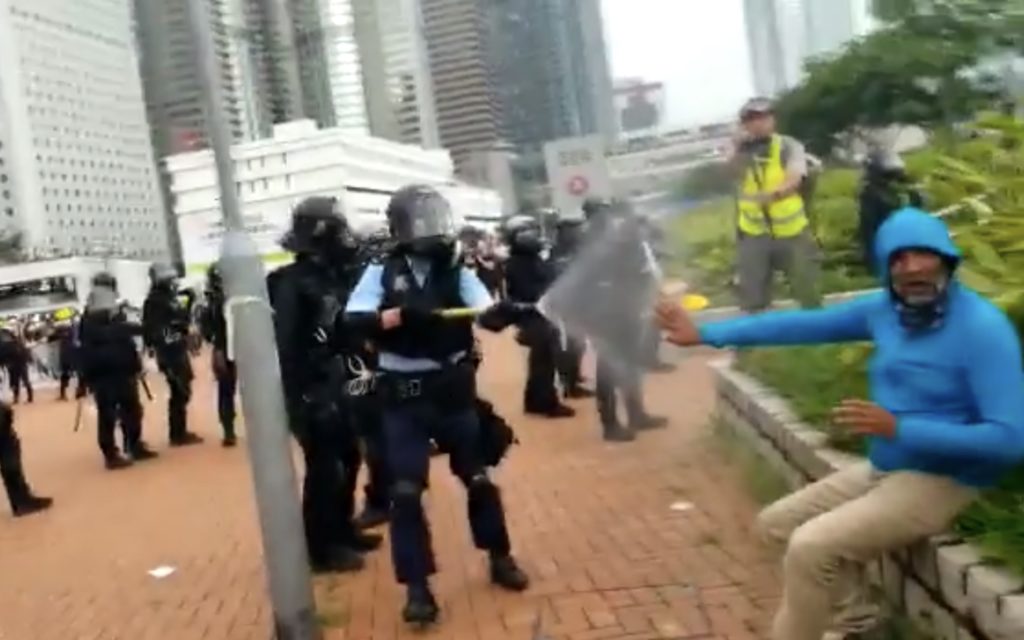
left=377, top=360, right=476, bottom=412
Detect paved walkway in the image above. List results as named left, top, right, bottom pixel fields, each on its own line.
left=0, top=335, right=779, bottom=640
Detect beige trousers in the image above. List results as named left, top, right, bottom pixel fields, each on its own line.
left=756, top=461, right=978, bottom=640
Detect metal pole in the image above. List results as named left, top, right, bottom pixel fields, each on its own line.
left=184, top=0, right=320, bottom=639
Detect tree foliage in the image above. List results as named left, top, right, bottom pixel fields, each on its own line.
left=776, top=0, right=1023, bottom=156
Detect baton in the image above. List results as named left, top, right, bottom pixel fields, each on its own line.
left=437, top=302, right=535, bottom=320
left=139, top=374, right=154, bottom=401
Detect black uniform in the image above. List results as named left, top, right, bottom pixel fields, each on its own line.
left=503, top=216, right=574, bottom=418
left=143, top=264, right=202, bottom=446
left=0, top=401, right=51, bottom=516
left=198, top=265, right=237, bottom=446
left=345, top=184, right=528, bottom=626
left=0, top=330, right=33, bottom=404
left=858, top=151, right=923, bottom=274
left=79, top=284, right=157, bottom=468
left=581, top=199, right=667, bottom=442
left=52, top=322, right=79, bottom=400
left=269, top=196, right=380, bottom=574
left=550, top=218, right=592, bottom=398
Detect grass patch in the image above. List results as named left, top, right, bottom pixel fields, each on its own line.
left=711, top=419, right=791, bottom=506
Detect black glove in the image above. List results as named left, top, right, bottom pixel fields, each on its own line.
left=400, top=305, right=440, bottom=330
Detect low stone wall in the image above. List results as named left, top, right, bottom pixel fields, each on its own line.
left=710, top=358, right=1024, bottom=640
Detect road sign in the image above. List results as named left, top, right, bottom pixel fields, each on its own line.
left=543, top=135, right=612, bottom=218
left=567, top=175, right=589, bottom=196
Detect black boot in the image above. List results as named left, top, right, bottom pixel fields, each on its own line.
left=131, top=442, right=159, bottom=461
left=602, top=423, right=636, bottom=443
left=347, top=531, right=383, bottom=553
left=13, top=495, right=52, bottom=517
left=104, top=453, right=133, bottom=470
left=354, top=505, right=390, bottom=530
left=490, top=554, right=530, bottom=591
left=170, top=432, right=204, bottom=447
left=631, top=414, right=669, bottom=431
left=402, top=583, right=439, bottom=626
left=526, top=403, right=575, bottom=418
left=222, top=432, right=237, bottom=448
left=564, top=386, right=595, bottom=399
left=310, top=547, right=364, bottom=574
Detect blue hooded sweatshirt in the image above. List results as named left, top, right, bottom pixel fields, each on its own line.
left=701, top=207, right=1024, bottom=487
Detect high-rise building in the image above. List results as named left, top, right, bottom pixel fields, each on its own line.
left=486, top=0, right=577, bottom=147
left=352, top=0, right=440, bottom=147
left=420, top=0, right=505, bottom=163
left=743, top=0, right=871, bottom=97
left=290, top=0, right=370, bottom=133
left=562, top=0, right=616, bottom=141
left=134, top=0, right=247, bottom=152
left=483, top=0, right=615, bottom=148
left=0, top=0, right=169, bottom=259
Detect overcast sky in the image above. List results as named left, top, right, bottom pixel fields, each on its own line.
left=601, top=0, right=754, bottom=127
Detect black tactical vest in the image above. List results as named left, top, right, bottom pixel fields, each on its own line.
left=377, top=255, right=474, bottom=362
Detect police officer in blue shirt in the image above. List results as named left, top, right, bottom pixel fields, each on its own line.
left=346, top=185, right=529, bottom=626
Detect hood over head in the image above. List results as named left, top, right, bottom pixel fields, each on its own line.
left=873, top=207, right=960, bottom=284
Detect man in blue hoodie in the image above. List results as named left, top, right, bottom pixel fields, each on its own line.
left=656, top=207, right=1024, bottom=640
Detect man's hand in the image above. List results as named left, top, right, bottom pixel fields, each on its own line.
left=654, top=296, right=702, bottom=346
left=831, top=399, right=897, bottom=438
left=380, top=308, right=402, bottom=330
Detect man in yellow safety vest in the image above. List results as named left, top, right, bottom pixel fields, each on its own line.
left=731, top=97, right=821, bottom=312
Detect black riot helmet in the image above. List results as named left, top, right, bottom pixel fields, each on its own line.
left=206, top=262, right=224, bottom=296
left=502, top=214, right=543, bottom=254
left=91, top=271, right=118, bottom=292
left=386, top=185, right=457, bottom=258
left=555, top=217, right=586, bottom=251
left=281, top=196, right=356, bottom=259
left=581, top=197, right=612, bottom=220
left=149, top=262, right=178, bottom=288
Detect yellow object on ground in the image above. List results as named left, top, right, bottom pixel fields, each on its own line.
left=681, top=294, right=710, bottom=311
left=53, top=307, right=76, bottom=321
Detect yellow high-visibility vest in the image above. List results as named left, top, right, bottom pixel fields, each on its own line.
left=738, top=135, right=808, bottom=238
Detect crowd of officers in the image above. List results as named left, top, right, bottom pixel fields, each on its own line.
left=0, top=183, right=669, bottom=627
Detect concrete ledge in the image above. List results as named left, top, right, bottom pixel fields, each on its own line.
left=711, top=359, right=1023, bottom=640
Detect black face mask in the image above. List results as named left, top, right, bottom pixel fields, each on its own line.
left=890, top=271, right=951, bottom=330
left=409, top=237, right=455, bottom=262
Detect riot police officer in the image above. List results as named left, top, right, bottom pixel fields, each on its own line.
left=858, top=148, right=923, bottom=274
left=0, top=400, right=51, bottom=516
left=79, top=282, right=157, bottom=468
left=268, top=196, right=380, bottom=574
left=346, top=185, right=529, bottom=626
left=143, top=264, right=202, bottom=446
left=198, top=264, right=237, bottom=447
left=551, top=217, right=593, bottom=398
left=581, top=198, right=667, bottom=442
left=503, top=215, right=574, bottom=418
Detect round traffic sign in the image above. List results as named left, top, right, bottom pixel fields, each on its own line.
left=567, top=175, right=590, bottom=196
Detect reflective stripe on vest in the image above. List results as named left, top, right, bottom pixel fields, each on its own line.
left=738, top=135, right=808, bottom=238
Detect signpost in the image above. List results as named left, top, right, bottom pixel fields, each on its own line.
left=185, top=0, right=320, bottom=637
left=543, top=135, right=612, bottom=218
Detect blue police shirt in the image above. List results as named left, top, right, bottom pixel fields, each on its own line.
left=346, top=257, right=493, bottom=372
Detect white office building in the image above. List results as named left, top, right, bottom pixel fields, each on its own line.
left=166, top=119, right=502, bottom=274
left=0, top=0, right=169, bottom=260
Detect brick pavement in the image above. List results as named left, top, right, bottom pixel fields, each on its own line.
left=0, top=335, right=779, bottom=640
